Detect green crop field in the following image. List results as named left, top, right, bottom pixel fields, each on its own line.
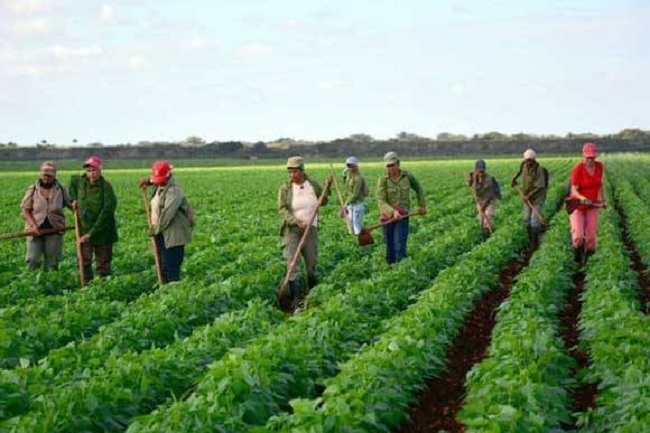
left=0, top=155, right=649, bottom=432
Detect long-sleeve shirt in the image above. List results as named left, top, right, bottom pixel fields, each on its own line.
left=521, top=162, right=547, bottom=205
left=344, top=171, right=366, bottom=205
left=468, top=172, right=500, bottom=208
left=151, top=176, right=193, bottom=248
left=376, top=170, right=426, bottom=217
left=69, top=174, right=118, bottom=245
left=277, top=174, right=328, bottom=235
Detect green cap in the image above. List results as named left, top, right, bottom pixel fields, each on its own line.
left=286, top=156, right=305, bottom=170
left=383, top=151, right=399, bottom=165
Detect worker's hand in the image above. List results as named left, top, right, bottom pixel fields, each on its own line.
left=148, top=227, right=157, bottom=237
left=510, top=178, right=518, bottom=188
left=392, top=210, right=402, bottom=219
left=339, top=208, right=349, bottom=218
left=78, top=234, right=90, bottom=244
left=418, top=207, right=427, bottom=216
left=600, top=200, right=609, bottom=208
left=325, top=175, right=334, bottom=186
left=297, top=220, right=309, bottom=230
left=26, top=227, right=40, bottom=236
left=72, top=200, right=78, bottom=211
left=582, top=199, right=593, bottom=206
left=138, top=178, right=152, bottom=189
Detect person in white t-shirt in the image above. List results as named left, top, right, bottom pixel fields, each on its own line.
left=277, top=156, right=332, bottom=311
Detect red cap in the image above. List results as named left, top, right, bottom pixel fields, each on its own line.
left=83, top=155, right=102, bottom=168
left=150, top=160, right=172, bottom=184
left=582, top=142, right=597, bottom=158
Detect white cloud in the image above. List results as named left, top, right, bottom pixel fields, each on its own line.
left=15, top=17, right=50, bottom=34
left=449, top=83, right=470, bottom=96
left=7, top=0, right=51, bottom=15
left=237, top=43, right=273, bottom=57
left=99, top=4, right=114, bottom=21
left=128, top=56, right=144, bottom=69
left=46, top=45, right=103, bottom=59
left=179, top=36, right=208, bottom=50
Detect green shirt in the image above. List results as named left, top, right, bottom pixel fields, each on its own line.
left=69, top=174, right=118, bottom=245
left=521, top=162, right=547, bottom=205
left=376, top=170, right=426, bottom=217
left=344, top=171, right=366, bottom=205
left=468, top=172, right=500, bottom=207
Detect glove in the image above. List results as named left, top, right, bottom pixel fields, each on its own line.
left=510, top=178, right=518, bottom=187
left=582, top=199, right=593, bottom=206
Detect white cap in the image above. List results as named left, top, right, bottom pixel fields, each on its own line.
left=345, top=156, right=359, bottom=166
left=523, top=148, right=536, bottom=160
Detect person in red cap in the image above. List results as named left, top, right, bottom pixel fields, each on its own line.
left=140, top=161, right=193, bottom=283
left=567, top=142, right=608, bottom=263
left=69, top=155, right=118, bottom=281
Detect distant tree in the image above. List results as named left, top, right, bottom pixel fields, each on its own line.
left=252, top=141, right=268, bottom=151
left=87, top=142, right=104, bottom=148
left=348, top=133, right=374, bottom=143
left=395, top=131, right=429, bottom=142
left=617, top=128, right=648, bottom=139
left=182, top=136, right=206, bottom=147
left=480, top=131, right=509, bottom=141
left=511, top=133, right=536, bottom=141
left=436, top=132, right=467, bottom=141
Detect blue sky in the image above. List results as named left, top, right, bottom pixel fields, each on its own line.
left=1, top=0, right=648, bottom=146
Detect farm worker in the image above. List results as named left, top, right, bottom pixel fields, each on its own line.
left=342, top=156, right=368, bottom=235
left=376, top=151, right=426, bottom=264
left=69, top=155, right=118, bottom=281
left=278, top=156, right=333, bottom=306
left=568, top=142, right=608, bottom=263
left=511, top=148, right=547, bottom=247
left=141, top=161, right=194, bottom=283
left=20, top=161, right=73, bottom=270
left=467, top=159, right=501, bottom=239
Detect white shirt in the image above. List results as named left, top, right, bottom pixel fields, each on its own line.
left=291, top=181, right=318, bottom=227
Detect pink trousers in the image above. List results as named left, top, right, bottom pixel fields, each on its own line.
left=570, top=208, right=600, bottom=251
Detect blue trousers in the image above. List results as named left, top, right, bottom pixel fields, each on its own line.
left=155, top=234, right=185, bottom=283
left=383, top=218, right=410, bottom=264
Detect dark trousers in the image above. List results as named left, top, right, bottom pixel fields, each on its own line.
left=155, top=234, right=185, bottom=283
left=383, top=218, right=410, bottom=264
left=81, top=243, right=113, bottom=280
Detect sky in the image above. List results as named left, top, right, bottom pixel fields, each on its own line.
left=1, top=0, right=649, bottom=146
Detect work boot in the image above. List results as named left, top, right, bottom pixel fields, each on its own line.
left=530, top=227, right=540, bottom=248
left=307, top=275, right=318, bottom=290
left=585, top=250, right=595, bottom=262
left=482, top=227, right=491, bottom=240
left=573, top=247, right=584, bottom=265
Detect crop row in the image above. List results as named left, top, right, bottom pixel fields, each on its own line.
left=261, top=179, right=568, bottom=432
left=573, top=188, right=650, bottom=431
left=0, top=180, right=476, bottom=428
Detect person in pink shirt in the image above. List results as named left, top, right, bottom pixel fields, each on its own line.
left=568, top=142, right=608, bottom=263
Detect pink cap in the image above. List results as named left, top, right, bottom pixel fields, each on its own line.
left=582, top=142, right=597, bottom=158
left=83, top=155, right=102, bottom=168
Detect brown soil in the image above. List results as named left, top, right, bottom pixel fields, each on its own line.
left=559, top=269, right=598, bottom=430
left=396, top=246, right=535, bottom=433
left=615, top=205, right=650, bottom=315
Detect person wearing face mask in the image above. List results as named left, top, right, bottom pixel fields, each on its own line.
left=69, top=156, right=118, bottom=281
left=20, top=161, right=73, bottom=270
left=568, top=142, right=608, bottom=263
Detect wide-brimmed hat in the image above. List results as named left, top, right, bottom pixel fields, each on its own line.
left=286, top=156, right=305, bottom=170
left=474, top=159, right=486, bottom=171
